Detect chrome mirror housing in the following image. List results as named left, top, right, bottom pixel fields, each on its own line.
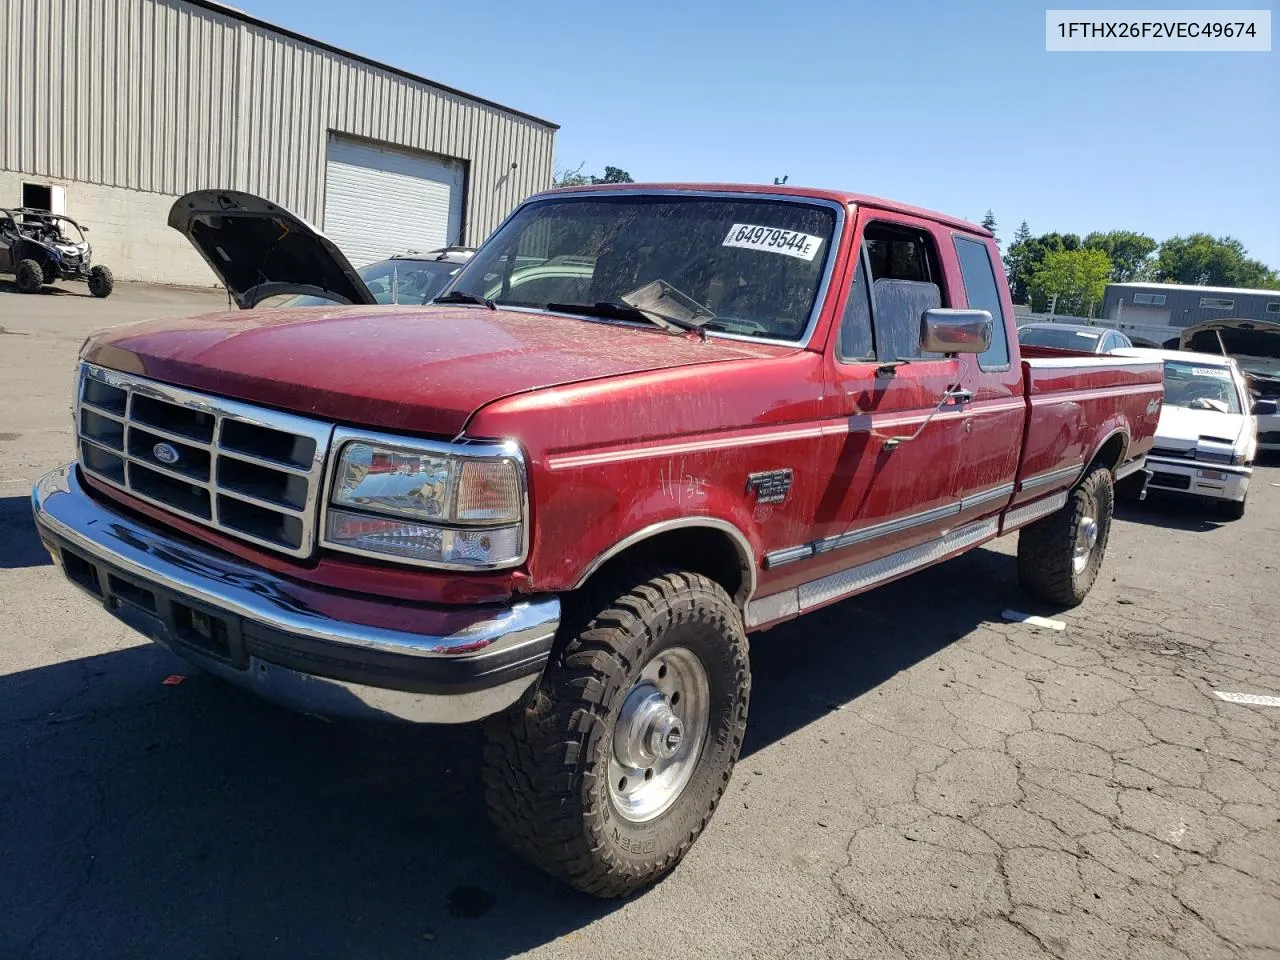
left=920, top=308, right=993, bottom=355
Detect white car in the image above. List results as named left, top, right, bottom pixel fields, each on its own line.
left=1113, top=348, right=1272, bottom=519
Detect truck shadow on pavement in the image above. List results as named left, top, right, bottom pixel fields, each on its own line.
left=1114, top=496, right=1228, bottom=533
left=0, top=495, right=53, bottom=569
left=0, top=545, right=1031, bottom=959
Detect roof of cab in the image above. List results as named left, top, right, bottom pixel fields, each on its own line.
left=536, top=182, right=993, bottom=237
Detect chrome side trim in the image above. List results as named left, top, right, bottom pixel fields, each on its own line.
left=34, top=463, right=560, bottom=662
left=1018, top=462, right=1084, bottom=492
left=813, top=501, right=961, bottom=554
left=1001, top=492, right=1068, bottom=532
left=797, top=518, right=999, bottom=612
left=764, top=484, right=1011, bottom=572
left=1114, top=455, right=1147, bottom=481
left=318, top=426, right=531, bottom=571
left=763, top=544, right=815, bottom=569
left=959, top=482, right=1016, bottom=512
left=572, top=516, right=758, bottom=605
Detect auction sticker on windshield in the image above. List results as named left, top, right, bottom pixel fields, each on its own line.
left=722, top=224, right=824, bottom=261
left=1191, top=366, right=1231, bottom=379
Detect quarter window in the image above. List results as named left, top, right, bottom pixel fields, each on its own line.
left=837, top=254, right=875, bottom=361
left=1200, top=297, right=1234, bottom=309
left=953, top=235, right=1010, bottom=369
left=1132, top=293, right=1166, bottom=306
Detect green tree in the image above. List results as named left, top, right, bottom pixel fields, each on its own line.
left=1154, top=234, right=1279, bottom=288
left=1029, top=248, right=1113, bottom=317
left=1003, top=221, right=1034, bottom=302
left=552, top=162, right=591, bottom=187
left=592, top=166, right=634, bottom=184
left=981, top=209, right=998, bottom=244
left=1004, top=230, right=1082, bottom=308
left=1083, top=230, right=1157, bottom=282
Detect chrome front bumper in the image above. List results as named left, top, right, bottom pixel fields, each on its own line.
left=32, top=463, right=560, bottom=723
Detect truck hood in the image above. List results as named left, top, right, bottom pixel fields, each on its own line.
left=1155, top=405, right=1246, bottom=448
left=83, top=305, right=784, bottom=437
left=168, top=190, right=377, bottom=309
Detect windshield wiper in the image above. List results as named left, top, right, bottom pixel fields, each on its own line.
left=546, top=300, right=708, bottom=340
left=434, top=290, right=496, bottom=310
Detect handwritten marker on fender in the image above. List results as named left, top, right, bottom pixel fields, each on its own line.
left=1001, top=610, right=1066, bottom=631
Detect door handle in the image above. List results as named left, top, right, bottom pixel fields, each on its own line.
left=945, top=388, right=974, bottom=405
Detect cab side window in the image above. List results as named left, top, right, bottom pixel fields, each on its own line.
left=953, top=235, right=1010, bottom=370
left=864, top=223, right=946, bottom=362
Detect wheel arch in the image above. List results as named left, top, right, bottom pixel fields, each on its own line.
left=571, top=517, right=757, bottom=608
left=1087, top=427, right=1129, bottom=474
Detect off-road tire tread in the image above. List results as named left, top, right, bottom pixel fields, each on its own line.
left=1017, top=463, right=1114, bottom=606
left=15, top=258, right=43, bottom=294
left=88, top=265, right=114, bottom=299
left=482, top=568, right=749, bottom=898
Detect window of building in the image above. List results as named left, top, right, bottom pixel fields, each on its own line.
left=21, top=183, right=52, bottom=211
left=953, top=235, right=1010, bottom=369
left=1200, top=297, right=1234, bottom=310
left=862, top=222, right=947, bottom=362
left=1132, top=293, right=1166, bottom=306
left=1267, top=302, right=1280, bottom=314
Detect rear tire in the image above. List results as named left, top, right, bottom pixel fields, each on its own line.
left=1218, top=497, right=1246, bottom=521
left=1017, top=463, right=1114, bottom=606
left=15, top=259, right=43, bottom=294
left=482, top=569, right=750, bottom=898
left=88, top=265, right=114, bottom=299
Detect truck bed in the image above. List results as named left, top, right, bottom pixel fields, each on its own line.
left=1013, top=353, right=1164, bottom=509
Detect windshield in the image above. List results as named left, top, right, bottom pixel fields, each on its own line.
left=443, top=195, right=838, bottom=341
left=281, top=258, right=461, bottom=307
left=1162, top=360, right=1242, bottom=414
left=1018, top=326, right=1101, bottom=351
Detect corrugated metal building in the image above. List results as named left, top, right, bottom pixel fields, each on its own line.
left=0, top=0, right=557, bottom=283
left=1103, top=282, right=1280, bottom=331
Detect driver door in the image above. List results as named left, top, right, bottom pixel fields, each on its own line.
left=761, top=213, right=973, bottom=611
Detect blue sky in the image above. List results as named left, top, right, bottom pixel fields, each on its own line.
left=240, top=0, right=1278, bottom=268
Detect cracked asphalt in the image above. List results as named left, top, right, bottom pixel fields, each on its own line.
left=2, top=284, right=1278, bottom=959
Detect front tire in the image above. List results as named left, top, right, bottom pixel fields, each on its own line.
left=1017, top=463, right=1114, bottom=606
left=482, top=569, right=750, bottom=898
left=88, top=265, right=114, bottom=298
left=15, top=259, right=43, bottom=294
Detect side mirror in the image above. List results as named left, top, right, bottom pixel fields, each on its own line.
left=1254, top=399, right=1278, bottom=416
left=921, top=308, right=993, bottom=355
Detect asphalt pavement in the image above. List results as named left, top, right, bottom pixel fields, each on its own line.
left=2, top=282, right=1278, bottom=960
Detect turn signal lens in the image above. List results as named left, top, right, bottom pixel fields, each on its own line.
left=455, top=460, right=522, bottom=522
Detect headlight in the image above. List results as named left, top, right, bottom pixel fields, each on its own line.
left=324, top=437, right=525, bottom=568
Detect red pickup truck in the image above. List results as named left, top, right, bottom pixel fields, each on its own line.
left=33, top=184, right=1162, bottom=897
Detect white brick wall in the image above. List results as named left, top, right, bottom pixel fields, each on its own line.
left=1, top=171, right=218, bottom=286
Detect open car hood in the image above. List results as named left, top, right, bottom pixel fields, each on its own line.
left=168, top=190, right=376, bottom=309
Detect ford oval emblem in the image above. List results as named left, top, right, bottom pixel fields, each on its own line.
left=152, top=442, right=180, bottom=465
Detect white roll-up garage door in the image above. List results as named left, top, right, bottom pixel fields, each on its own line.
left=323, top=135, right=465, bottom=267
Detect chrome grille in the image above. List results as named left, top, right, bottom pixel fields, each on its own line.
left=75, top=363, right=333, bottom=558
